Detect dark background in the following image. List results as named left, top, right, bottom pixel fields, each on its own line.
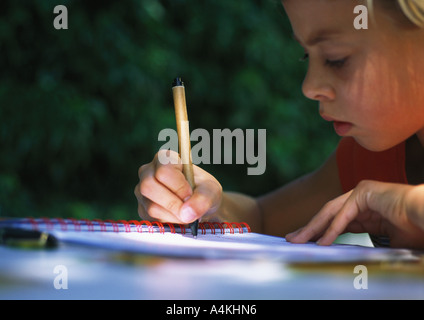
left=0, top=0, right=338, bottom=220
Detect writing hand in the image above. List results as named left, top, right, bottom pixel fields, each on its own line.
left=134, top=150, right=222, bottom=224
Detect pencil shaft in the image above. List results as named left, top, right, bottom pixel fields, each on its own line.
left=172, top=85, right=196, bottom=189
left=172, top=81, right=198, bottom=237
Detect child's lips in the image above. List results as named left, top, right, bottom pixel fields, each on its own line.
left=320, top=114, right=353, bottom=136
left=320, top=114, right=337, bottom=122
left=333, top=121, right=353, bottom=136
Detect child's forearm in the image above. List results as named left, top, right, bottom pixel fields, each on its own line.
left=206, top=151, right=343, bottom=236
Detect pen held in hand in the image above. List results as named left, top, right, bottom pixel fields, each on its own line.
left=172, top=77, right=198, bottom=238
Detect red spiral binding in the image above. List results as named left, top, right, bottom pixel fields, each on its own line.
left=93, top=219, right=107, bottom=232
left=81, top=218, right=94, bottom=231
left=21, top=218, right=251, bottom=235
left=212, top=222, right=225, bottom=234
left=117, top=220, right=131, bottom=232
left=222, top=222, right=234, bottom=234
left=163, top=222, right=176, bottom=233
left=128, top=220, right=142, bottom=232
left=177, top=224, right=186, bottom=234
left=41, top=217, right=54, bottom=231
left=69, top=218, right=81, bottom=231
left=27, top=217, right=38, bottom=230
left=197, top=223, right=204, bottom=235
left=231, top=222, right=243, bottom=234
left=105, top=219, right=119, bottom=232
left=202, top=222, right=216, bottom=235
left=240, top=222, right=251, bottom=233
left=141, top=220, right=153, bottom=233
left=55, top=218, right=68, bottom=231
left=151, top=221, right=165, bottom=234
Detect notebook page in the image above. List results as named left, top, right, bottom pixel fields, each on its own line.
left=51, top=229, right=417, bottom=263
left=1, top=218, right=417, bottom=262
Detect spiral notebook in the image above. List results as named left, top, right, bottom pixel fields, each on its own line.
left=0, top=217, right=418, bottom=262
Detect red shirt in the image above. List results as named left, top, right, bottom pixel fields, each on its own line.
left=336, top=137, right=408, bottom=192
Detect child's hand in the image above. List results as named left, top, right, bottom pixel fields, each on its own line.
left=286, top=181, right=424, bottom=249
left=134, top=150, right=222, bottom=224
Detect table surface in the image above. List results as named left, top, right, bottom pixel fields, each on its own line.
left=1, top=243, right=423, bottom=300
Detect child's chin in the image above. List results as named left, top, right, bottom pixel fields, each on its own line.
left=354, top=137, right=399, bottom=152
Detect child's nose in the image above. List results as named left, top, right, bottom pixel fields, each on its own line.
left=302, top=68, right=335, bottom=102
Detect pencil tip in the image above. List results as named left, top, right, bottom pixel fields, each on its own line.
left=189, top=220, right=199, bottom=239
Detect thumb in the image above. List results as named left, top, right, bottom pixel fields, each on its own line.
left=178, top=179, right=222, bottom=223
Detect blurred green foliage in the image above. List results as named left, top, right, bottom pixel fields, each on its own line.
left=0, top=0, right=338, bottom=219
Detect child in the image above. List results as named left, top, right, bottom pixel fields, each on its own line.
left=134, top=0, right=424, bottom=249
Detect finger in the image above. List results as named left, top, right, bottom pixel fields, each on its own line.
left=138, top=169, right=185, bottom=219
left=142, top=199, right=186, bottom=224
left=137, top=202, right=150, bottom=220
left=288, top=205, right=338, bottom=243
left=317, top=191, right=363, bottom=246
left=287, top=216, right=329, bottom=244
left=286, top=227, right=326, bottom=242
left=317, top=181, right=402, bottom=245
left=288, top=191, right=352, bottom=244
left=154, top=159, right=193, bottom=201
left=316, top=181, right=387, bottom=245
left=135, top=163, right=152, bottom=201
left=344, top=210, right=382, bottom=234
left=285, top=228, right=302, bottom=242
left=179, top=178, right=222, bottom=223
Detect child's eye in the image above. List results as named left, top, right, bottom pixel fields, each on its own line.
left=299, top=53, right=348, bottom=69
left=325, top=58, right=347, bottom=69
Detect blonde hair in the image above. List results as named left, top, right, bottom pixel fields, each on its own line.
left=398, top=0, right=424, bottom=27
left=366, top=0, right=424, bottom=28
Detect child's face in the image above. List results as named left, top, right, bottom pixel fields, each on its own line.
left=283, top=0, right=424, bottom=151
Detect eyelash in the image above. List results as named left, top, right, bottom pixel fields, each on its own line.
left=325, top=58, right=347, bottom=68
left=299, top=53, right=309, bottom=62
left=299, top=53, right=347, bottom=69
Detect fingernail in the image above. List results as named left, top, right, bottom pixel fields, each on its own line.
left=180, top=206, right=197, bottom=223
left=286, top=229, right=299, bottom=240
